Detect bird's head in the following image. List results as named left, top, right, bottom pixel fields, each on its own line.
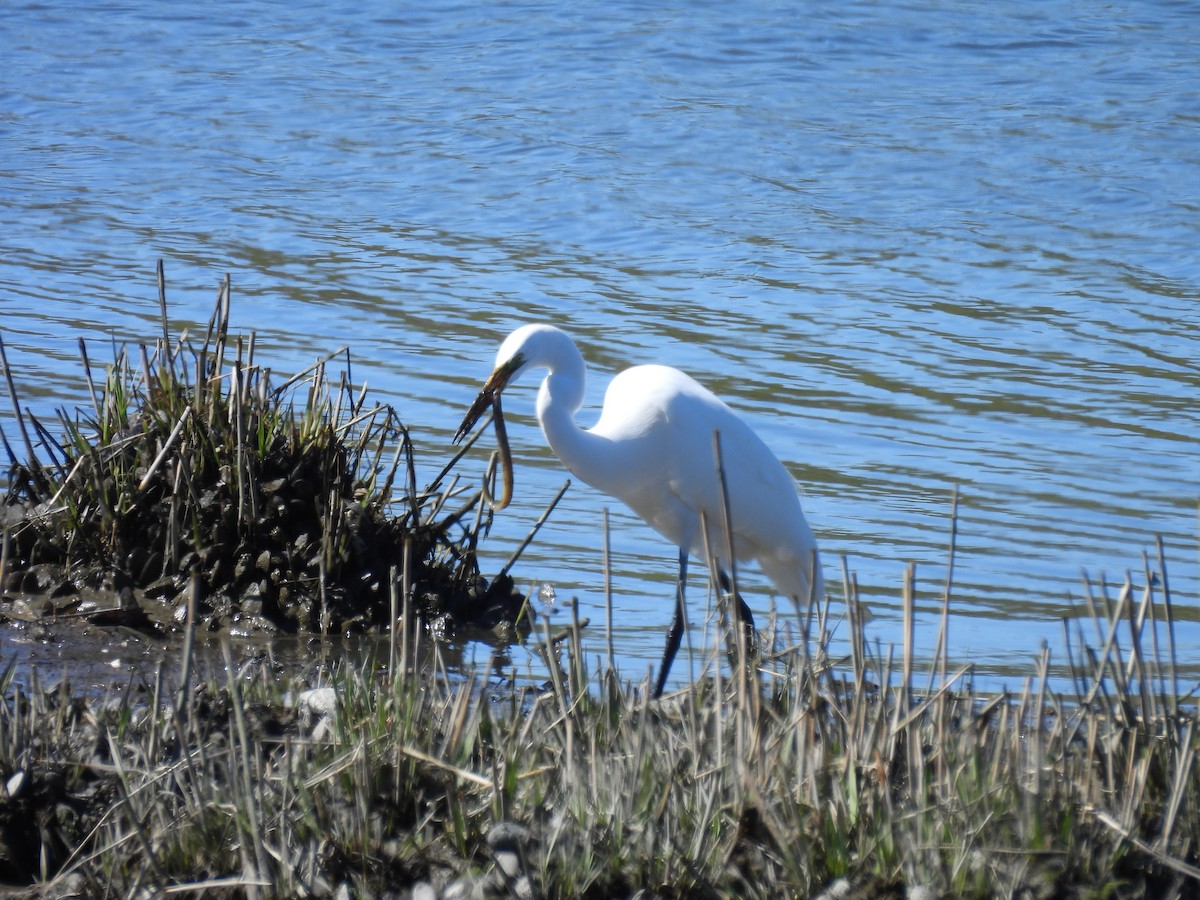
left=455, top=324, right=559, bottom=442
left=454, top=337, right=539, bottom=512
left=452, top=325, right=571, bottom=511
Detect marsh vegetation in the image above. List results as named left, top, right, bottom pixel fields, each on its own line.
left=1, top=563, right=1196, bottom=899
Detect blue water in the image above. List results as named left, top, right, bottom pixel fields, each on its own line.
left=3, top=0, right=1199, bottom=690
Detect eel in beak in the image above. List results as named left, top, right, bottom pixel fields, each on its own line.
left=454, top=357, right=522, bottom=510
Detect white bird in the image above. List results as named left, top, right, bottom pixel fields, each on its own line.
left=454, top=324, right=823, bottom=697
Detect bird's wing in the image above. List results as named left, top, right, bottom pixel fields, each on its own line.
left=592, top=364, right=818, bottom=595
left=658, top=372, right=815, bottom=577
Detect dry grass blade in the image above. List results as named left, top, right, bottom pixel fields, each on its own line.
left=498, top=477, right=571, bottom=579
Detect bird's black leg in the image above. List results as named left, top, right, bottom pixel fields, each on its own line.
left=717, top=568, right=756, bottom=659
left=653, top=549, right=689, bottom=698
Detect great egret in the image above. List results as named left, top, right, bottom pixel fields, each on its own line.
left=454, top=324, right=823, bottom=697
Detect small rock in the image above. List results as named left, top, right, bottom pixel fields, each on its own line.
left=908, top=888, right=939, bottom=900
left=491, top=621, right=517, bottom=643
left=298, top=687, right=338, bottom=717
left=56, top=872, right=85, bottom=897
left=488, top=823, right=532, bottom=898
left=815, top=879, right=852, bottom=900
left=233, top=554, right=254, bottom=582
left=494, top=850, right=521, bottom=879
left=261, top=477, right=287, bottom=495
left=7, top=598, right=44, bottom=621
left=297, top=687, right=338, bottom=738
left=442, top=876, right=487, bottom=900
left=32, top=564, right=63, bottom=592
left=5, top=769, right=27, bottom=799
left=411, top=883, right=437, bottom=900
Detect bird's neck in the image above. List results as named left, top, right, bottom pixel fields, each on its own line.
left=536, top=369, right=586, bottom=455
left=536, top=370, right=621, bottom=491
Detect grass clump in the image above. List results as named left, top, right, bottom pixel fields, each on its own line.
left=0, top=262, right=523, bottom=636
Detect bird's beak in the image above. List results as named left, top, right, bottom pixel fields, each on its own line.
left=454, top=357, right=521, bottom=510
left=453, top=358, right=518, bottom=445
left=453, top=384, right=496, bottom=446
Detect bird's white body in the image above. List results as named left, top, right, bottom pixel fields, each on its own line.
left=495, top=324, right=823, bottom=606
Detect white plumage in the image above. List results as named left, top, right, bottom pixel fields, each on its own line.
left=457, top=323, right=823, bottom=695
